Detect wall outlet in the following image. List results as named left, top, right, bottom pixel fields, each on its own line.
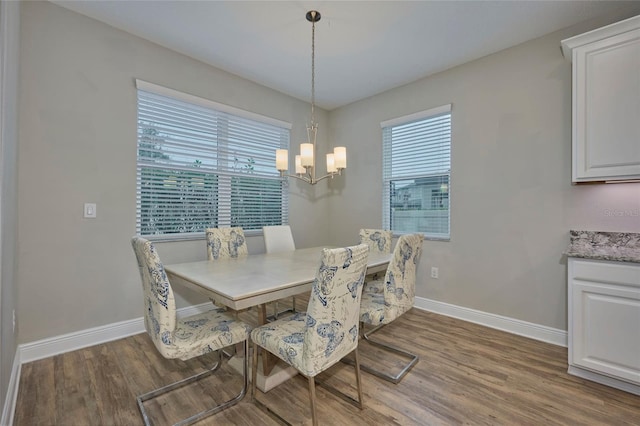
left=84, top=203, right=97, bottom=218
left=431, top=267, right=439, bottom=279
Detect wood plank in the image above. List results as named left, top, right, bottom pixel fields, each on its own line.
left=13, top=308, right=640, bottom=425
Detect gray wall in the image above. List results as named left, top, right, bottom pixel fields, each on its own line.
left=17, top=1, right=336, bottom=343
left=0, top=0, right=20, bottom=416
left=327, top=10, right=640, bottom=330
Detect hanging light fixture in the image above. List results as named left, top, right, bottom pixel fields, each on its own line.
left=276, top=10, right=346, bottom=185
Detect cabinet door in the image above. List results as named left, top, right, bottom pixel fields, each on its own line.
left=570, top=263, right=640, bottom=384
left=573, top=27, right=640, bottom=182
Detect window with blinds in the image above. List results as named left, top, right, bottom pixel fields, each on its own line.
left=136, top=80, right=291, bottom=238
left=381, top=104, right=451, bottom=239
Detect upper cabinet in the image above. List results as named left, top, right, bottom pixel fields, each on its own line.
left=562, top=16, right=640, bottom=183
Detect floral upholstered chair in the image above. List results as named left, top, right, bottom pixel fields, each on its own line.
left=358, top=233, right=423, bottom=383
left=250, top=244, right=370, bottom=426
left=205, top=227, right=249, bottom=260
left=359, top=228, right=393, bottom=254
left=205, top=227, right=249, bottom=309
left=359, top=228, right=393, bottom=288
left=131, top=237, right=251, bottom=425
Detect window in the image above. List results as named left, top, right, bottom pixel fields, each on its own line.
left=381, top=105, right=451, bottom=239
left=136, top=80, right=291, bottom=238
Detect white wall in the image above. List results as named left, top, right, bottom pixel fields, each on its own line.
left=0, top=0, right=20, bottom=417
left=328, top=10, right=640, bottom=331
left=16, top=1, right=336, bottom=343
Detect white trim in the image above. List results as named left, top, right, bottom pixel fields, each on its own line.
left=414, top=296, right=567, bottom=347
left=561, top=15, right=640, bottom=61
left=135, top=79, right=292, bottom=129
left=568, top=365, right=640, bottom=396
left=1, top=350, right=20, bottom=426
left=19, top=303, right=211, bottom=364
left=380, top=103, right=452, bottom=128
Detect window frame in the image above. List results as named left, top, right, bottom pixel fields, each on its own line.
left=135, top=80, right=292, bottom=241
left=381, top=104, right=452, bottom=240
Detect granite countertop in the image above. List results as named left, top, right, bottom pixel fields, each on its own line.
left=565, top=230, right=640, bottom=263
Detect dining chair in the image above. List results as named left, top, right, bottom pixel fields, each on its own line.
left=205, top=227, right=249, bottom=310
left=250, top=244, right=370, bottom=426
left=131, top=237, right=251, bottom=426
left=263, top=225, right=297, bottom=319
left=357, top=233, right=423, bottom=384
left=359, top=228, right=393, bottom=254
left=205, top=227, right=249, bottom=260
left=359, top=228, right=393, bottom=285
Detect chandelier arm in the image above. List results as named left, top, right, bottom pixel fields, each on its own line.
left=279, top=170, right=342, bottom=185
left=311, top=170, right=342, bottom=184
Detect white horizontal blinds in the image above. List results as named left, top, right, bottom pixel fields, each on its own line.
left=136, top=86, right=289, bottom=236
left=382, top=105, right=451, bottom=239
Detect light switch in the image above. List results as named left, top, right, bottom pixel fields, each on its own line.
left=84, top=203, right=97, bottom=218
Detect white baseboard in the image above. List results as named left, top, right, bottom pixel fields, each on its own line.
left=19, top=303, right=211, bottom=364
left=414, top=296, right=567, bottom=347
left=568, top=366, right=640, bottom=396
left=1, top=350, right=21, bottom=426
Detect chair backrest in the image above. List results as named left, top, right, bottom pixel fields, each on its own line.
left=382, top=233, right=423, bottom=317
left=131, top=237, right=177, bottom=358
left=206, top=227, right=249, bottom=260
left=263, top=225, right=296, bottom=253
left=301, top=244, right=369, bottom=376
left=359, top=229, right=393, bottom=254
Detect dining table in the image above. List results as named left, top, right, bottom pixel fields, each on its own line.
left=164, top=246, right=392, bottom=391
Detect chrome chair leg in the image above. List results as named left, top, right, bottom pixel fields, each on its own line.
left=356, top=322, right=419, bottom=384
left=308, top=375, right=318, bottom=426
left=137, top=340, right=248, bottom=426
left=251, top=348, right=363, bottom=425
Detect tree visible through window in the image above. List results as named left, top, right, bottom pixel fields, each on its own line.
left=382, top=105, right=451, bottom=239
left=136, top=81, right=290, bottom=238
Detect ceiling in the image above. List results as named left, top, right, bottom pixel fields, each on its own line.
left=51, top=1, right=640, bottom=110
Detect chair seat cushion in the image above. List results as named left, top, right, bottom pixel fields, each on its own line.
left=251, top=312, right=310, bottom=374
left=360, top=288, right=396, bottom=326
left=168, top=310, right=251, bottom=361
left=252, top=312, right=356, bottom=377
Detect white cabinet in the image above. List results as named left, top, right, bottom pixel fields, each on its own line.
left=561, top=16, right=640, bottom=182
left=568, top=258, right=640, bottom=395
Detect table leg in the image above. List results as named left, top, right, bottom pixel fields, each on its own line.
left=256, top=304, right=279, bottom=376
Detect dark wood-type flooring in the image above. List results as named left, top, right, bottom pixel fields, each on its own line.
left=14, top=303, right=640, bottom=425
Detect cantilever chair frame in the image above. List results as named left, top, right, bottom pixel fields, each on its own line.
left=137, top=341, right=249, bottom=426
left=351, top=233, right=423, bottom=384
left=359, top=323, right=418, bottom=384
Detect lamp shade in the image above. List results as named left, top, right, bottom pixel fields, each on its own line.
left=326, top=153, right=337, bottom=173
left=295, top=155, right=305, bottom=174
left=300, top=143, right=314, bottom=167
left=276, top=149, right=288, bottom=171
left=334, top=147, right=347, bottom=169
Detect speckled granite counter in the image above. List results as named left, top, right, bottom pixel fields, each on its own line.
left=565, top=230, right=640, bottom=263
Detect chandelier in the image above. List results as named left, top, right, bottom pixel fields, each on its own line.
left=276, top=10, right=346, bottom=185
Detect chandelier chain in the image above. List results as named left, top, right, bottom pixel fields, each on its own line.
left=310, top=14, right=316, bottom=126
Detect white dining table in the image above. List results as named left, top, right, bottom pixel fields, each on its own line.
left=164, top=246, right=391, bottom=312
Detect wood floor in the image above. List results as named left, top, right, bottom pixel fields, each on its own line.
left=14, top=306, right=640, bottom=425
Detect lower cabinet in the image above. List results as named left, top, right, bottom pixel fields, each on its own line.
left=568, top=258, right=640, bottom=394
